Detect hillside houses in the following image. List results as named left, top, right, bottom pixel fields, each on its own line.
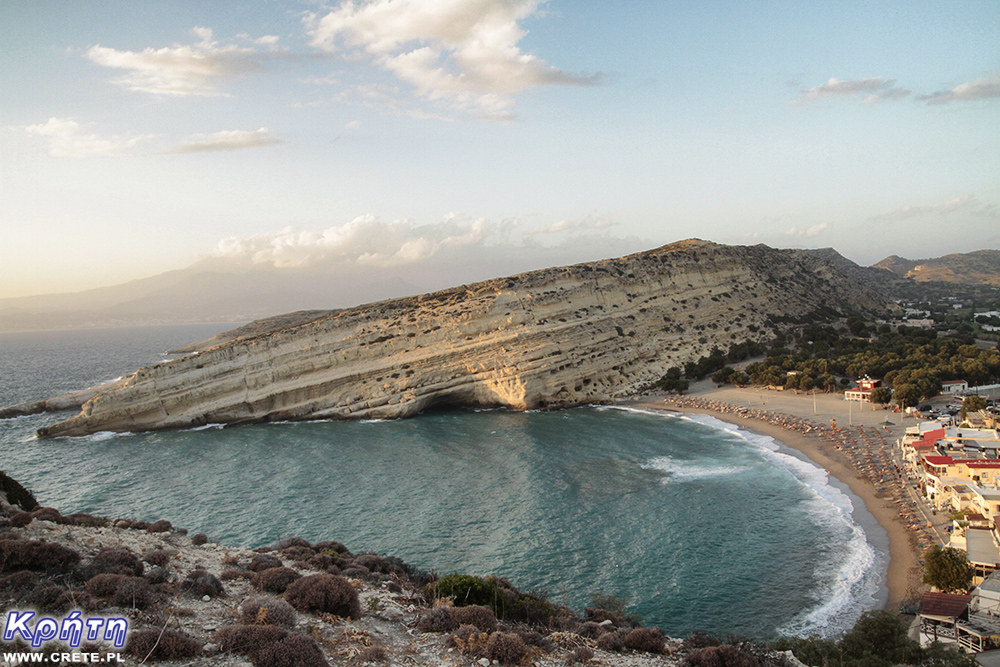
left=901, top=423, right=1000, bottom=580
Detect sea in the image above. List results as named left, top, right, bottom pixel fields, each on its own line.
left=0, top=322, right=887, bottom=640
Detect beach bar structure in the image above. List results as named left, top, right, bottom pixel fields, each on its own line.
left=918, top=593, right=971, bottom=647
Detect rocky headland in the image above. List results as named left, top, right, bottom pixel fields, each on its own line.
left=4, top=239, right=896, bottom=438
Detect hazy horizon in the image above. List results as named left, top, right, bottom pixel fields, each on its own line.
left=2, top=1, right=998, bottom=300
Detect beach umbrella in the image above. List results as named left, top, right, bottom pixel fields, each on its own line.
left=881, top=420, right=894, bottom=426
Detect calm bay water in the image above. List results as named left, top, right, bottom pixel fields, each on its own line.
left=0, top=323, right=886, bottom=639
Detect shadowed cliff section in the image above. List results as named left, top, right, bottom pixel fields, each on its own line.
left=19, top=240, right=895, bottom=438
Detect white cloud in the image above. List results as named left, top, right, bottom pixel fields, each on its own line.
left=795, top=77, right=910, bottom=105
left=869, top=193, right=997, bottom=221
left=85, top=27, right=267, bottom=96
left=304, top=0, right=598, bottom=119
left=919, top=75, right=1000, bottom=105
left=24, top=117, right=145, bottom=157
left=213, top=215, right=506, bottom=268
left=526, top=216, right=615, bottom=235
left=785, top=223, right=828, bottom=237
left=172, top=128, right=282, bottom=153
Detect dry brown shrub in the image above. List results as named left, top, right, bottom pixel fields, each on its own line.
left=215, top=624, right=289, bottom=654
left=623, top=627, right=666, bottom=654
left=283, top=574, right=360, bottom=618
left=255, top=566, right=301, bottom=593
left=86, top=573, right=127, bottom=597
left=251, top=632, right=328, bottom=667
left=485, top=631, right=529, bottom=665
left=249, top=553, right=284, bottom=572
left=148, top=519, right=172, bottom=532
left=240, top=596, right=298, bottom=627
left=452, top=604, right=497, bottom=632
left=125, top=628, right=201, bottom=660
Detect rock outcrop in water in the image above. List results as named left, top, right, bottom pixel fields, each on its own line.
left=15, top=240, right=895, bottom=437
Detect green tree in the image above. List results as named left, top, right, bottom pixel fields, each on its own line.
left=961, top=395, right=987, bottom=420
left=839, top=610, right=920, bottom=666
left=893, top=383, right=922, bottom=409
left=923, top=545, right=973, bottom=593
left=711, top=366, right=736, bottom=385
left=869, top=387, right=892, bottom=407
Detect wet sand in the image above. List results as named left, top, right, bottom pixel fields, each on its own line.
left=626, top=382, right=941, bottom=610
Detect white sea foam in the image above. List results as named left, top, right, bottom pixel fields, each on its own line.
left=641, top=455, right=749, bottom=482
left=610, top=405, right=884, bottom=638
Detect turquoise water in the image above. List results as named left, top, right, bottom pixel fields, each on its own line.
left=0, top=323, right=886, bottom=639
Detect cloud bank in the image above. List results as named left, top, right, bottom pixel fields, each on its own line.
left=212, top=215, right=512, bottom=268
left=85, top=27, right=271, bottom=96
left=794, top=77, right=910, bottom=105
left=24, top=117, right=145, bottom=157
left=173, top=128, right=282, bottom=153
left=304, top=0, right=598, bottom=120
left=919, top=75, right=1000, bottom=105
left=869, top=194, right=997, bottom=221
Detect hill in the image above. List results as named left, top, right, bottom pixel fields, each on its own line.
left=9, top=240, right=896, bottom=437
left=873, top=249, right=1000, bottom=286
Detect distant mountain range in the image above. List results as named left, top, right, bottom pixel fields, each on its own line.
left=1, top=245, right=996, bottom=332
left=873, top=250, right=1000, bottom=286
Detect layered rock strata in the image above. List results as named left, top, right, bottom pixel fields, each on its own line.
left=25, top=240, right=893, bottom=437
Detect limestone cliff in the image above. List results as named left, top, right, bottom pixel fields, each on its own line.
left=25, top=240, right=894, bottom=437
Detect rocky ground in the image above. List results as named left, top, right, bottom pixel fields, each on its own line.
left=0, top=486, right=785, bottom=667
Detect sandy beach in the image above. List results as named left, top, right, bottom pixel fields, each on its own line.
left=626, top=381, right=949, bottom=612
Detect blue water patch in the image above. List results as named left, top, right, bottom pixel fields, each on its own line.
left=0, top=324, right=884, bottom=640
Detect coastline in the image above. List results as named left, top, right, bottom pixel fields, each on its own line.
left=625, top=386, right=930, bottom=612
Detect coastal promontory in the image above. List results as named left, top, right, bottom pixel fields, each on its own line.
left=20, top=239, right=894, bottom=437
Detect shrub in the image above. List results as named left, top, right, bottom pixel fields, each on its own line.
left=485, top=631, right=529, bottom=665
left=596, top=629, right=627, bottom=652
left=255, top=566, right=301, bottom=593
left=682, top=644, right=763, bottom=667
left=221, top=568, right=255, bottom=581
left=143, top=549, right=172, bottom=567
left=279, top=546, right=315, bottom=561
left=66, top=513, right=107, bottom=528
left=250, top=632, right=328, bottom=667
left=0, top=569, right=37, bottom=592
left=417, top=607, right=459, bottom=633
left=183, top=570, right=225, bottom=598
left=86, top=573, right=127, bottom=597
left=277, top=536, right=312, bottom=550
left=0, top=539, right=81, bottom=573
left=249, top=553, right=284, bottom=572
left=567, top=646, right=594, bottom=664
left=313, top=540, right=349, bottom=556
left=453, top=605, right=497, bottom=632
left=427, top=574, right=501, bottom=608
left=29, top=507, right=68, bottom=524
left=284, top=574, right=360, bottom=618
left=191, top=533, right=208, bottom=546
left=307, top=553, right=334, bottom=570
left=112, top=576, right=154, bottom=609
left=148, top=519, right=172, bottom=533
left=215, top=624, right=288, bottom=653
left=125, top=629, right=201, bottom=660
left=241, top=596, right=298, bottom=627
left=83, top=548, right=144, bottom=577
left=9, top=512, right=32, bottom=528
left=31, top=585, right=74, bottom=613
left=623, top=627, right=666, bottom=654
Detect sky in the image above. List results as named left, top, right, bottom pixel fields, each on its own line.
left=1, top=0, right=998, bottom=299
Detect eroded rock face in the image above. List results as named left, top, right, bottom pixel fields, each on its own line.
left=33, top=240, right=893, bottom=437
